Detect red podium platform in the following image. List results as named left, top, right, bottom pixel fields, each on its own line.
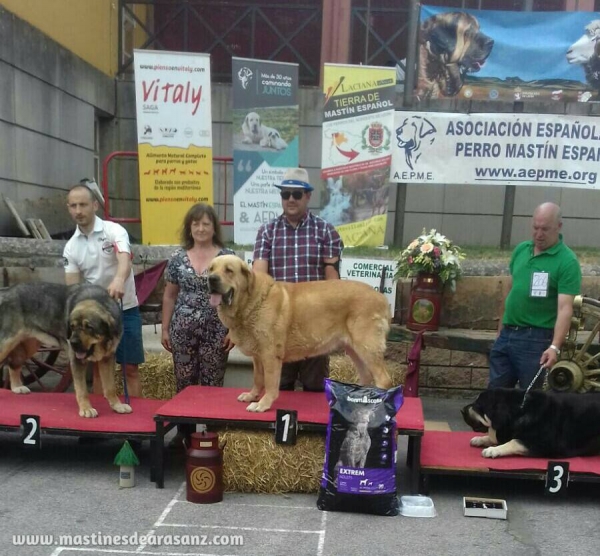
left=0, top=389, right=165, bottom=480
left=419, top=431, right=600, bottom=490
left=152, top=386, right=424, bottom=490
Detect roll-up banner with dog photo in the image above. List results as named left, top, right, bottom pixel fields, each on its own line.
left=417, top=6, right=600, bottom=103
left=133, top=50, right=213, bottom=245
left=232, top=58, right=299, bottom=245
left=391, top=112, right=600, bottom=189
left=321, top=64, right=396, bottom=247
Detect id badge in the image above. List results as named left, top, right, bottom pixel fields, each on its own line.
left=531, top=271, right=549, bottom=298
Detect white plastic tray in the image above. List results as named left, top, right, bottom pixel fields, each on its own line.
left=399, top=495, right=437, bottom=518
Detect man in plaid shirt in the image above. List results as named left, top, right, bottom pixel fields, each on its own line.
left=253, top=168, right=343, bottom=391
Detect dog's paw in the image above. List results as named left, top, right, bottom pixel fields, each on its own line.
left=246, top=401, right=270, bottom=413
left=79, top=407, right=99, bottom=418
left=238, top=392, right=259, bottom=403
left=111, top=403, right=132, bottom=414
left=482, top=446, right=501, bottom=459
left=470, top=436, right=487, bottom=447
left=11, top=385, right=31, bottom=394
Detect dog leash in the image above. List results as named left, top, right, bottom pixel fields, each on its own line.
left=520, top=364, right=546, bottom=409
left=119, top=299, right=130, bottom=405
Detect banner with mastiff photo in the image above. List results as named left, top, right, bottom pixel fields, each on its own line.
left=133, top=50, right=213, bottom=245
left=321, top=64, right=396, bottom=247
left=417, top=6, right=600, bottom=103
left=391, top=112, right=600, bottom=189
left=232, top=58, right=299, bottom=245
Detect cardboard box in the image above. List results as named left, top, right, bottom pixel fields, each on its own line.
left=463, top=497, right=507, bottom=520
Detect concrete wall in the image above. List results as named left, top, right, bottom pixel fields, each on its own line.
left=1, top=0, right=117, bottom=77
left=0, top=7, right=115, bottom=238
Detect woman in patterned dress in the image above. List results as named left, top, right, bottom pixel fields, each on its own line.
left=161, top=203, right=235, bottom=391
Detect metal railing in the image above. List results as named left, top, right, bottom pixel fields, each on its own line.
left=118, top=0, right=322, bottom=85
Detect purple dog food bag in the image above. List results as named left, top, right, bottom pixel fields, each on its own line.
left=317, top=379, right=404, bottom=516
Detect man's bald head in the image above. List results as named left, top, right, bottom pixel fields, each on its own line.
left=532, top=202, right=562, bottom=253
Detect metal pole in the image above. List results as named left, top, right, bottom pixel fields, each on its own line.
left=364, top=0, right=371, bottom=63
left=393, top=184, right=407, bottom=247
left=118, top=0, right=124, bottom=74
left=403, top=0, right=420, bottom=108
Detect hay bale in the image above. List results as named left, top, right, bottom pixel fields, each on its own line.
left=114, top=352, right=176, bottom=400
left=216, top=429, right=324, bottom=493
left=329, top=353, right=406, bottom=387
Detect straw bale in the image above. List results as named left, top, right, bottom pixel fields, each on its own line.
left=329, top=353, right=406, bottom=387
left=114, top=352, right=176, bottom=400
left=114, top=351, right=406, bottom=400
left=215, top=428, right=325, bottom=493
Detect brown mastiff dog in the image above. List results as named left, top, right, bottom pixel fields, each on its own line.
left=1, top=282, right=130, bottom=418
left=417, top=11, right=494, bottom=100
left=208, top=255, right=392, bottom=412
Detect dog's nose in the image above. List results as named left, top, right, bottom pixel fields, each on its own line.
left=208, top=275, right=219, bottom=289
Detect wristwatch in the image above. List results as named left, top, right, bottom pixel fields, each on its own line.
left=549, top=344, right=561, bottom=355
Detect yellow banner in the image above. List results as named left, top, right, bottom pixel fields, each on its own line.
left=335, top=214, right=387, bottom=247
left=138, top=144, right=213, bottom=245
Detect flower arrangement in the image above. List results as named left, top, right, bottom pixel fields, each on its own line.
left=394, top=229, right=465, bottom=291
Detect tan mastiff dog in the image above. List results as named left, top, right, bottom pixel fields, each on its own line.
left=208, top=255, right=392, bottom=412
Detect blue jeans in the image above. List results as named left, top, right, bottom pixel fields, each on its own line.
left=116, top=306, right=145, bottom=365
left=488, top=325, right=553, bottom=389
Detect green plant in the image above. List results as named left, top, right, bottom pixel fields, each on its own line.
left=394, top=228, right=465, bottom=291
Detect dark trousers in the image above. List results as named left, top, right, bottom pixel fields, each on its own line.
left=279, top=355, right=330, bottom=392
left=488, top=325, right=553, bottom=389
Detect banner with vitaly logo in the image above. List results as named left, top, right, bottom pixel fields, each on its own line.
left=232, top=57, right=299, bottom=245
left=321, top=64, right=396, bottom=247
left=134, top=50, right=213, bottom=245
left=391, top=112, right=600, bottom=189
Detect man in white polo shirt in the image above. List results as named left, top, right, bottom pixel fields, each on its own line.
left=63, top=184, right=144, bottom=397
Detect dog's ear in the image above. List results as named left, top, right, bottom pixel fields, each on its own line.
left=424, top=19, right=456, bottom=61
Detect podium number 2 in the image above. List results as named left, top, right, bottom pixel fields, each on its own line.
left=21, top=415, right=41, bottom=448
left=546, top=461, right=569, bottom=495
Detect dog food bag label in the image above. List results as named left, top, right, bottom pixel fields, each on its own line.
left=317, top=379, right=403, bottom=516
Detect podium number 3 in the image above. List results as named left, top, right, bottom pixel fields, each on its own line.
left=546, top=461, right=569, bottom=495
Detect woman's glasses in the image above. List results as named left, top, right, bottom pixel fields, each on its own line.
left=280, top=190, right=304, bottom=200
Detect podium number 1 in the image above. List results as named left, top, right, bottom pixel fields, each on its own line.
left=275, top=409, right=298, bottom=445
left=21, top=415, right=41, bottom=448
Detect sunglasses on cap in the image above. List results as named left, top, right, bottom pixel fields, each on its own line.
left=280, top=190, right=305, bottom=200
